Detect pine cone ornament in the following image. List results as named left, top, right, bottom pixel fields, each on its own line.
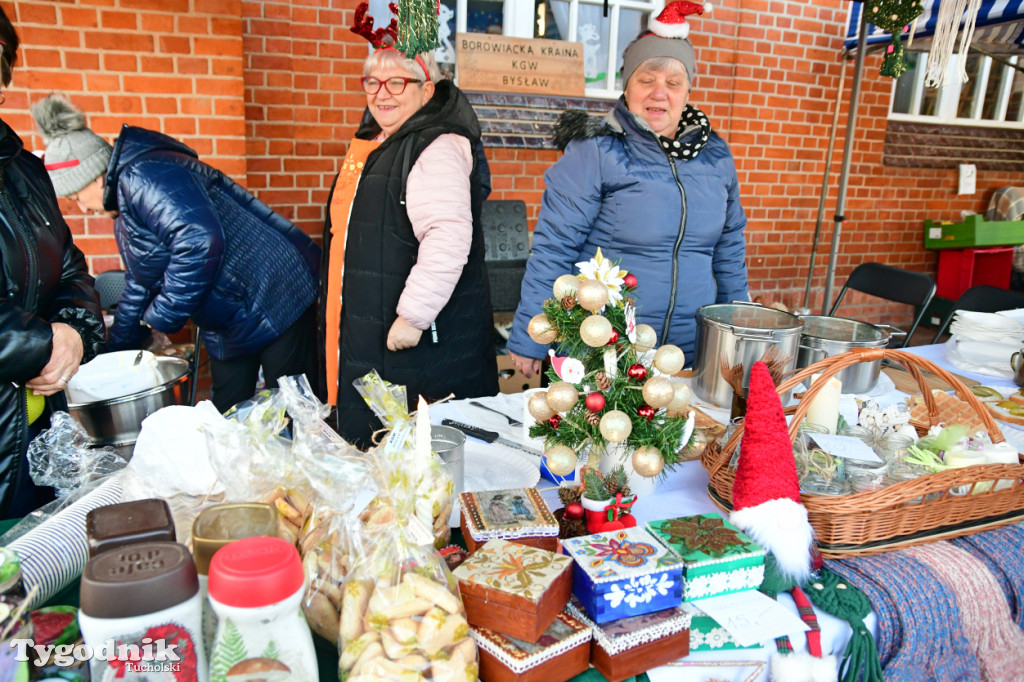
left=561, top=295, right=577, bottom=310
left=596, top=371, right=611, bottom=391
left=585, top=412, right=600, bottom=426
left=604, top=466, right=631, bottom=497
left=558, top=485, right=583, bottom=506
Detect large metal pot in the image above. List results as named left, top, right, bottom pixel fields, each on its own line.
left=67, top=357, right=190, bottom=447
left=694, top=303, right=804, bottom=407
left=796, top=316, right=892, bottom=394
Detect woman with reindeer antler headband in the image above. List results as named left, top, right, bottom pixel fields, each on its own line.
left=508, top=1, right=750, bottom=377
left=321, top=4, right=497, bottom=447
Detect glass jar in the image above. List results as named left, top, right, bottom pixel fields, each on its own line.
left=880, top=434, right=915, bottom=466
left=793, top=423, right=831, bottom=480
left=801, top=474, right=850, bottom=496
left=846, top=458, right=889, bottom=493
left=726, top=417, right=745, bottom=470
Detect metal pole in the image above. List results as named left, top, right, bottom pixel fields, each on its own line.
left=803, top=54, right=848, bottom=310
left=822, top=5, right=869, bottom=314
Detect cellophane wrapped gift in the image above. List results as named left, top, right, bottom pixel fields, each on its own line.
left=355, top=371, right=455, bottom=548
left=277, top=376, right=378, bottom=645
left=336, top=372, right=475, bottom=681
left=205, top=385, right=316, bottom=545
left=338, top=527, right=477, bottom=682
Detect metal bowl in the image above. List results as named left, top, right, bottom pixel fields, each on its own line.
left=67, top=356, right=190, bottom=447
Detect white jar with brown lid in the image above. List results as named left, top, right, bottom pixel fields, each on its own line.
left=78, top=542, right=206, bottom=681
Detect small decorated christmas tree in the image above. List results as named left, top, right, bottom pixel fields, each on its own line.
left=526, top=250, right=696, bottom=481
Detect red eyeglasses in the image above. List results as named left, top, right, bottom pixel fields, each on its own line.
left=361, top=76, right=424, bottom=96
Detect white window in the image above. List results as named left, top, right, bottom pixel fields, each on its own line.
left=438, top=0, right=664, bottom=98
left=890, top=51, right=1024, bottom=128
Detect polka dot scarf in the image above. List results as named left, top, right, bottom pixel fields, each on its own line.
left=658, top=104, right=710, bottom=161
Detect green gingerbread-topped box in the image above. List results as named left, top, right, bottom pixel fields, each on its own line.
left=645, top=513, right=765, bottom=602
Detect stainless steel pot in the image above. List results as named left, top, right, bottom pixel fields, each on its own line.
left=694, top=303, right=804, bottom=407
left=796, top=316, right=893, bottom=393
left=67, top=357, right=190, bottom=447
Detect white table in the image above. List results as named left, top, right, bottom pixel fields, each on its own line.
left=431, top=392, right=876, bottom=682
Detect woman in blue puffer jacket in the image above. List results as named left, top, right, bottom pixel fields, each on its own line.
left=33, top=95, right=321, bottom=412
left=508, top=10, right=748, bottom=376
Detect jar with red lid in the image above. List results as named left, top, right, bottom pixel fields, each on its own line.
left=207, top=536, right=316, bottom=681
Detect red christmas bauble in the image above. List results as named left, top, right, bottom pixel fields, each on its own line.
left=623, top=273, right=638, bottom=289
left=585, top=391, right=606, bottom=413
left=548, top=414, right=562, bottom=429
left=637, top=404, right=655, bottom=421
left=565, top=502, right=584, bottom=520
left=607, top=329, right=619, bottom=345
left=627, top=363, right=647, bottom=382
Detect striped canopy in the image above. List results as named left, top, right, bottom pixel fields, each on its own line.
left=844, top=0, right=1024, bottom=55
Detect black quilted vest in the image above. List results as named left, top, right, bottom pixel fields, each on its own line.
left=320, top=81, right=498, bottom=447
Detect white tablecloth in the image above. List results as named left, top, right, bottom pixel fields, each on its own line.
left=902, top=343, right=1019, bottom=390
left=431, top=392, right=877, bottom=682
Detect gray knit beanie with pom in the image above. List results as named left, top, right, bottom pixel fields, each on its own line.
left=31, top=94, right=112, bottom=197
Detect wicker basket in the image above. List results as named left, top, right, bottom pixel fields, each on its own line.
left=699, top=347, right=1024, bottom=558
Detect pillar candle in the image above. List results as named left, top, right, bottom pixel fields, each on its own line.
left=806, top=373, right=843, bottom=435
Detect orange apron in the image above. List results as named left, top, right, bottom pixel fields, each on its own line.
left=325, top=138, right=380, bottom=405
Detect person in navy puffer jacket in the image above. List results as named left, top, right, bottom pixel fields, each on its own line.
left=32, top=95, right=321, bottom=413
left=507, top=5, right=749, bottom=377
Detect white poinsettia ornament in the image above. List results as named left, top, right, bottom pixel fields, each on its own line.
left=576, top=247, right=626, bottom=307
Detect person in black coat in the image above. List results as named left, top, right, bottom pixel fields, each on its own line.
left=32, top=95, right=322, bottom=413
left=320, top=48, right=498, bottom=447
left=0, top=10, right=105, bottom=518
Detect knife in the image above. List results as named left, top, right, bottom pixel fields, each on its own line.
left=441, top=419, right=542, bottom=457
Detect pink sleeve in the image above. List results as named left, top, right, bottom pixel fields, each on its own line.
left=397, top=133, right=475, bottom=330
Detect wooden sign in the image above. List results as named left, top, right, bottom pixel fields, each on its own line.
left=456, top=33, right=584, bottom=97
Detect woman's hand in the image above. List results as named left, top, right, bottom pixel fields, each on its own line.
left=509, top=351, right=542, bottom=378
left=387, top=316, right=423, bottom=351
left=26, top=323, right=85, bottom=396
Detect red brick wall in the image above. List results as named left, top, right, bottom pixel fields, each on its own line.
left=4, top=0, right=1015, bottom=329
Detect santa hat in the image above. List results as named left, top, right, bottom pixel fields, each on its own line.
left=729, top=361, right=814, bottom=585
left=649, top=1, right=709, bottom=40
left=621, top=1, right=708, bottom=85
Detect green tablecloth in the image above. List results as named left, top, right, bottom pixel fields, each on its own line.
left=1, top=519, right=649, bottom=682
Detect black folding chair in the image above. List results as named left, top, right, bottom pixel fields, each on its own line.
left=828, top=262, right=936, bottom=348
left=93, top=269, right=126, bottom=313
left=931, top=285, right=1024, bottom=343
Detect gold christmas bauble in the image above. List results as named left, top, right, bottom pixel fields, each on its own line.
left=653, top=344, right=686, bottom=375
left=632, top=445, right=664, bottom=477
left=528, top=390, right=557, bottom=421
left=641, top=376, right=675, bottom=409
left=634, top=324, right=657, bottom=352
left=546, top=381, right=579, bottom=412
left=667, top=382, right=692, bottom=413
left=579, top=314, right=613, bottom=347
left=552, top=274, right=580, bottom=300
left=599, top=409, right=633, bottom=442
left=527, top=314, right=558, bottom=345
left=544, top=445, right=578, bottom=477
left=576, top=279, right=610, bottom=312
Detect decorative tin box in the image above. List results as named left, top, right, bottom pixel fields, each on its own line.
left=561, top=527, right=683, bottom=624
left=471, top=611, right=592, bottom=682
left=453, top=539, right=574, bottom=642
left=646, top=513, right=765, bottom=602
left=681, top=603, right=763, bottom=651
left=459, top=488, right=559, bottom=554
left=566, top=597, right=690, bottom=682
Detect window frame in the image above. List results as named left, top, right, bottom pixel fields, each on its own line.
left=888, top=51, right=1024, bottom=129
left=451, top=0, right=665, bottom=98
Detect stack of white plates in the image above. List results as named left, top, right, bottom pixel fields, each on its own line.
left=945, top=309, right=1024, bottom=379
left=949, top=310, right=1024, bottom=343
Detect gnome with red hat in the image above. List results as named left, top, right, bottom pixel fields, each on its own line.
left=731, top=361, right=836, bottom=682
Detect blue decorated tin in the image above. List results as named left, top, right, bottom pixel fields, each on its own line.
left=561, top=527, right=683, bottom=624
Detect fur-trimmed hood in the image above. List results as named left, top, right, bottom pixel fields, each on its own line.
left=551, top=106, right=621, bottom=151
